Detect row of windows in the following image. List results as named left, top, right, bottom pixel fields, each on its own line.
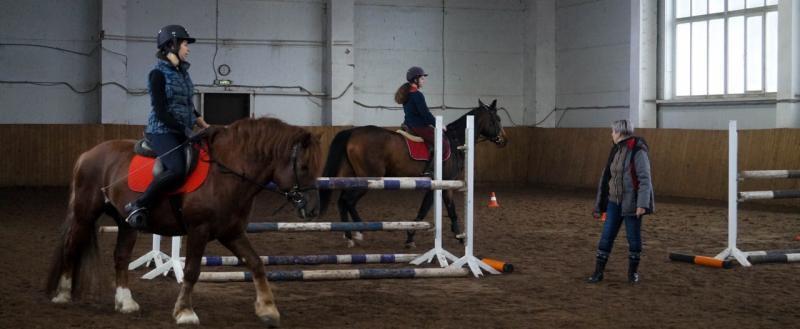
left=672, top=0, right=778, bottom=97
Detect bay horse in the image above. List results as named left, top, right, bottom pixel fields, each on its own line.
left=319, top=99, right=508, bottom=248
left=46, top=117, right=322, bottom=327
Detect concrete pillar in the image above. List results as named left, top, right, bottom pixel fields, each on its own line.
left=100, top=0, right=129, bottom=124
left=323, top=0, right=355, bottom=126
left=523, top=0, right=556, bottom=127
left=629, top=0, right=657, bottom=128
left=776, top=0, right=800, bottom=128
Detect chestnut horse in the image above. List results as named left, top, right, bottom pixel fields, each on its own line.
left=46, top=117, right=322, bottom=326
left=319, top=100, right=508, bottom=248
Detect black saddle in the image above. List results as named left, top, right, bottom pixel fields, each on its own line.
left=134, top=139, right=199, bottom=178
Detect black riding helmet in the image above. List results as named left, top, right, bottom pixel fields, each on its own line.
left=406, top=66, right=428, bottom=82
left=157, top=25, right=196, bottom=50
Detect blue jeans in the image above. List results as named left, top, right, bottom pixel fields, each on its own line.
left=597, top=202, right=642, bottom=256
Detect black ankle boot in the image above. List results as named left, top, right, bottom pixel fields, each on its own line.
left=628, top=254, right=641, bottom=283
left=124, top=202, right=148, bottom=229
left=586, top=253, right=608, bottom=283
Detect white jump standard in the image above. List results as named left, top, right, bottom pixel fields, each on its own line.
left=119, top=116, right=498, bottom=281
left=716, top=120, right=800, bottom=267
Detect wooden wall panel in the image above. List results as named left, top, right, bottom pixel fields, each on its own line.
left=475, top=127, right=534, bottom=185
left=526, top=128, right=610, bottom=189
left=1, top=124, right=798, bottom=205
left=0, top=125, right=143, bottom=186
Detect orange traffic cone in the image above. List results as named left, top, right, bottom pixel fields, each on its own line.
left=488, top=192, right=500, bottom=208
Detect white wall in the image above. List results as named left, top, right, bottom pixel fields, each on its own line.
left=554, top=0, right=631, bottom=128
left=1, top=0, right=538, bottom=127
left=101, top=0, right=327, bottom=125
left=7, top=0, right=794, bottom=129
left=352, top=0, right=528, bottom=126
left=659, top=104, right=777, bottom=129
left=0, top=0, right=100, bottom=123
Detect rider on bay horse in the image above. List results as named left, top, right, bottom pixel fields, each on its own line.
left=124, top=25, right=209, bottom=229
left=394, top=66, right=450, bottom=176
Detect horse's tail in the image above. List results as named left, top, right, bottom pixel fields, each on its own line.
left=46, top=152, right=102, bottom=301
left=319, top=128, right=354, bottom=216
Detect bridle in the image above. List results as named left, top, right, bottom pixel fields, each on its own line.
left=206, top=141, right=317, bottom=216
left=284, top=144, right=318, bottom=216
left=474, top=107, right=507, bottom=146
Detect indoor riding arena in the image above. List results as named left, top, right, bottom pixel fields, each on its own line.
left=2, top=1, right=800, bottom=328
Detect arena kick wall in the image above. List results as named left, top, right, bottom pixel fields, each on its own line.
left=1, top=125, right=798, bottom=204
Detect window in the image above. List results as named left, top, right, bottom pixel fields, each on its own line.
left=673, top=0, right=778, bottom=97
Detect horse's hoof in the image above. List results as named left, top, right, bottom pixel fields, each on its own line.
left=115, top=298, right=140, bottom=313
left=346, top=239, right=355, bottom=248
left=455, top=233, right=466, bottom=240
left=175, top=309, right=200, bottom=325
left=405, top=242, right=416, bottom=249
left=114, top=287, right=140, bottom=313
left=353, top=231, right=364, bottom=241
left=51, top=292, right=71, bottom=304
left=256, top=304, right=281, bottom=328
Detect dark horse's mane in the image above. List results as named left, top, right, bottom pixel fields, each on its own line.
left=445, top=107, right=490, bottom=145
left=445, top=107, right=489, bottom=133
left=213, top=117, right=321, bottom=170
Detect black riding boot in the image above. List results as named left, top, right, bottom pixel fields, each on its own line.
left=586, top=253, right=608, bottom=283
left=628, top=253, right=641, bottom=283
left=421, top=146, right=435, bottom=177
left=124, top=170, right=181, bottom=230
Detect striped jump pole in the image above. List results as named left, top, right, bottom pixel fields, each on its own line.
left=747, top=253, right=800, bottom=264
left=99, top=221, right=431, bottom=234
left=189, top=253, right=420, bottom=266
left=198, top=267, right=470, bottom=282
left=315, top=177, right=464, bottom=190
left=738, top=190, right=800, bottom=201
left=669, top=253, right=734, bottom=269
left=246, top=221, right=431, bottom=233
left=745, top=249, right=800, bottom=264
left=744, top=248, right=800, bottom=257
left=740, top=170, right=800, bottom=180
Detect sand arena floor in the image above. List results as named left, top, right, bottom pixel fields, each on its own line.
left=1, top=186, right=799, bottom=328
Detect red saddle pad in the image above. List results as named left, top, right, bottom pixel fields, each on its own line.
left=127, top=148, right=211, bottom=194
left=404, top=139, right=450, bottom=162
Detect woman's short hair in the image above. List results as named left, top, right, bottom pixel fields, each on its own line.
left=612, top=119, right=634, bottom=136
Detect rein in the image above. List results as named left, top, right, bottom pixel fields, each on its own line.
left=206, top=142, right=316, bottom=215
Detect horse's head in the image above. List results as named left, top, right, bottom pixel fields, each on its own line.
left=271, top=131, right=322, bottom=220
left=474, top=99, right=508, bottom=147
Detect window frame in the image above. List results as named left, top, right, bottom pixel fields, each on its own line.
left=669, top=1, right=778, bottom=100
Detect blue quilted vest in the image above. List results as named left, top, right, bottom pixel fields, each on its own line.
left=145, top=60, right=196, bottom=135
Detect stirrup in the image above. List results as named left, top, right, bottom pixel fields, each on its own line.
left=124, top=206, right=148, bottom=229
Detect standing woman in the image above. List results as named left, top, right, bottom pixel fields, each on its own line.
left=124, top=25, right=209, bottom=229
left=587, top=119, right=654, bottom=284
left=395, top=66, right=449, bottom=176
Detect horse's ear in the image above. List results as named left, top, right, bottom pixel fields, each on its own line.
left=490, top=99, right=497, bottom=109
left=478, top=99, right=485, bottom=108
